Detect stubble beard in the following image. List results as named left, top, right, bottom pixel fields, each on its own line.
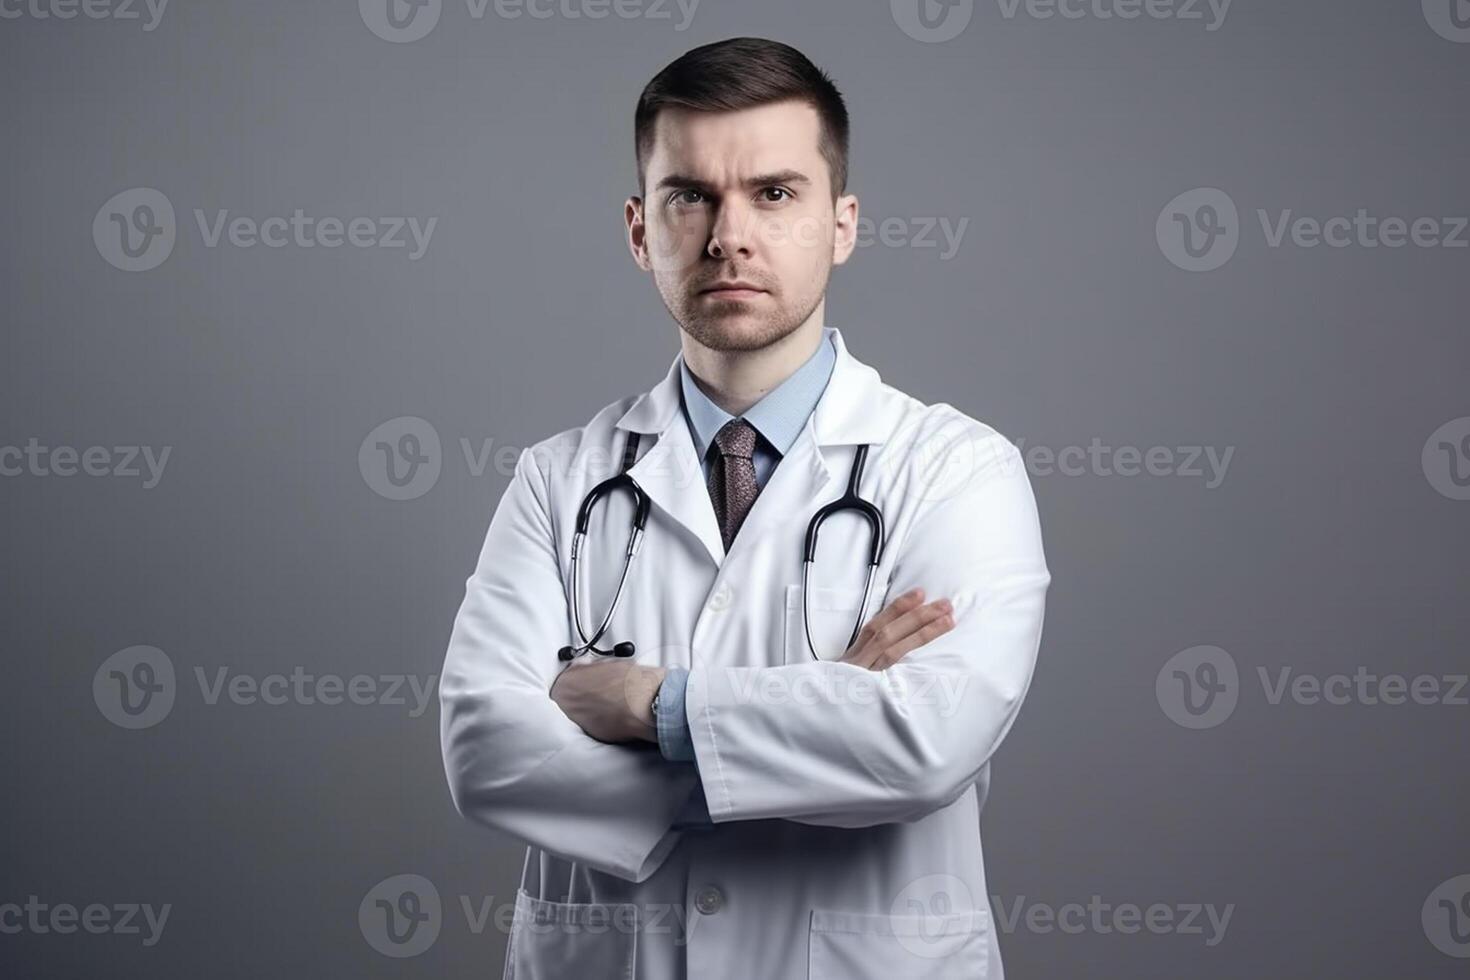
left=661, top=278, right=826, bottom=354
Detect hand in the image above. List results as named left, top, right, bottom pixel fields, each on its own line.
left=839, top=587, right=954, bottom=671
left=549, top=659, right=667, bottom=744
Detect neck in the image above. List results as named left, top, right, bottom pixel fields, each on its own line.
left=680, top=304, right=825, bottom=417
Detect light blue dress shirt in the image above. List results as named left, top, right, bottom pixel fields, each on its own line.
left=656, top=332, right=836, bottom=826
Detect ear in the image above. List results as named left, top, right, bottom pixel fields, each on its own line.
left=625, top=196, right=651, bottom=271
left=831, top=192, right=859, bottom=267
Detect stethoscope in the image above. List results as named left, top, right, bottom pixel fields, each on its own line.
left=557, top=430, right=886, bottom=662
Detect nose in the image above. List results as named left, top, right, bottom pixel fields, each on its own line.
left=707, top=199, right=755, bottom=260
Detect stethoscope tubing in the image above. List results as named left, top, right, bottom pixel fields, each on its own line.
left=560, top=434, right=885, bottom=663
left=564, top=524, right=644, bottom=659
left=799, top=443, right=885, bottom=660
left=801, top=557, right=880, bottom=661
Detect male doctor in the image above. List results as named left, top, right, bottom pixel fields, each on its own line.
left=440, top=37, right=1050, bottom=979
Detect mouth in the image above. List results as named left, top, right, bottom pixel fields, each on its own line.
left=699, top=282, right=767, bottom=300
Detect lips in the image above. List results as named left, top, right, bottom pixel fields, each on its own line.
left=700, top=282, right=766, bottom=295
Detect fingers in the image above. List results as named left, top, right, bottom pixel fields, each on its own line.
left=840, top=588, right=925, bottom=669
left=841, top=589, right=954, bottom=670
left=868, top=603, right=955, bottom=670
left=863, top=587, right=928, bottom=637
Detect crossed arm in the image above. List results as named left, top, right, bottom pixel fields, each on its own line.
left=546, top=587, right=959, bottom=827
left=440, top=437, right=1048, bottom=880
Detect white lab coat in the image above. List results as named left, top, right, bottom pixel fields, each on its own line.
left=440, top=325, right=1050, bottom=979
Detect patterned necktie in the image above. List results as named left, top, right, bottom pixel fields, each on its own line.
left=707, top=418, right=760, bottom=552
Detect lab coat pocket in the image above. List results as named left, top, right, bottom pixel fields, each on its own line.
left=503, top=889, right=638, bottom=980
left=783, top=583, right=871, bottom=663
left=807, top=907, right=990, bottom=980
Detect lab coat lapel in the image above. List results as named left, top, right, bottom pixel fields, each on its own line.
left=612, top=327, right=893, bottom=568
left=615, top=354, right=726, bottom=568
left=724, top=416, right=831, bottom=556
left=721, top=327, right=893, bottom=555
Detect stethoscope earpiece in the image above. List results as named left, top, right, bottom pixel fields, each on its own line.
left=612, top=641, right=636, bottom=658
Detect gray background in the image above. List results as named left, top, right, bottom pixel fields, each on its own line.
left=2, top=0, right=1468, bottom=976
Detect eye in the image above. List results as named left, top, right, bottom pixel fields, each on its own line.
left=670, top=189, right=706, bottom=207
left=760, top=187, right=792, bottom=203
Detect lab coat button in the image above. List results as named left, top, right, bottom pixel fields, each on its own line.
left=708, top=584, right=733, bottom=612
left=694, top=886, right=724, bottom=915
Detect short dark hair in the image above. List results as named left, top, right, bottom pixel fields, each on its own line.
left=634, top=37, right=850, bottom=201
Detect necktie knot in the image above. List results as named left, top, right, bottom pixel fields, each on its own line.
left=713, top=418, right=758, bottom=461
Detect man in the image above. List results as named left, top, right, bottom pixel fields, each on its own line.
left=440, top=36, right=1049, bottom=979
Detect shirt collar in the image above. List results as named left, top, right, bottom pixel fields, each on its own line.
left=678, top=331, right=837, bottom=462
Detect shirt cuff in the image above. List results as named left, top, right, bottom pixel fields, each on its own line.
left=655, top=667, right=696, bottom=763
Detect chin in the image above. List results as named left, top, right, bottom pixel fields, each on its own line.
left=681, top=311, right=792, bottom=353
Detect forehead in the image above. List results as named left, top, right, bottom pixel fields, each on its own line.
left=645, top=99, right=826, bottom=184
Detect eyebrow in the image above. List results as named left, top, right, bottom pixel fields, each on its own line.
left=653, top=170, right=813, bottom=194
